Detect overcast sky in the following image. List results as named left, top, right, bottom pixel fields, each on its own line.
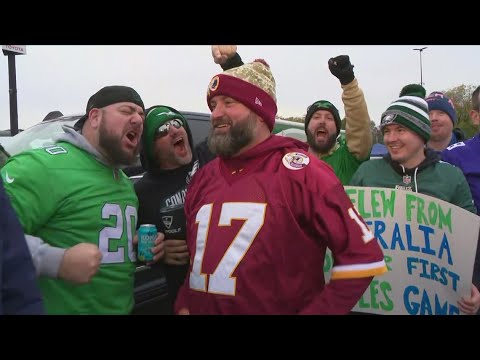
left=1, top=45, right=479, bottom=131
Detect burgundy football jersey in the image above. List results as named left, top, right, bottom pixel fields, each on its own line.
left=176, top=136, right=386, bottom=314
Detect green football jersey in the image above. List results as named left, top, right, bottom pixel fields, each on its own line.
left=1, top=142, right=138, bottom=314
left=322, top=137, right=365, bottom=186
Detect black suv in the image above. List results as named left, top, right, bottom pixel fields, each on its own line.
left=1, top=110, right=212, bottom=314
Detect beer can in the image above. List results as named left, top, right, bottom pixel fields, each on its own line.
left=138, top=224, right=157, bottom=262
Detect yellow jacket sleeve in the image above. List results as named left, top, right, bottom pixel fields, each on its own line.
left=343, top=79, right=372, bottom=160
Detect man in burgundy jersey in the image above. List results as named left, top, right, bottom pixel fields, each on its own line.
left=174, top=58, right=387, bottom=315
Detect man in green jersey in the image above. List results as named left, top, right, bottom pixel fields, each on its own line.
left=211, top=46, right=372, bottom=185
left=304, top=55, right=372, bottom=185
left=1, top=86, right=164, bottom=314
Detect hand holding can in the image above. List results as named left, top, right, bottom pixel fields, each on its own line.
left=137, top=224, right=158, bottom=263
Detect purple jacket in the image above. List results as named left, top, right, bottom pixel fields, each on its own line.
left=0, top=177, right=44, bottom=314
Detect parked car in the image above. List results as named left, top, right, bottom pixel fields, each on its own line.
left=1, top=110, right=307, bottom=313
left=370, top=143, right=388, bottom=159
left=0, top=129, right=23, bottom=149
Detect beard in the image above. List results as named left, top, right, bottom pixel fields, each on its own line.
left=306, top=128, right=337, bottom=154
left=98, top=119, right=139, bottom=166
left=155, top=143, right=193, bottom=170
left=207, top=113, right=256, bottom=158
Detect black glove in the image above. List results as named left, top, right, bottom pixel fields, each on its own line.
left=328, top=55, right=355, bottom=85
left=221, top=52, right=244, bottom=71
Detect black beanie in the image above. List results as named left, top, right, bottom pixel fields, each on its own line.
left=304, top=100, right=341, bottom=136
left=74, top=85, right=145, bottom=130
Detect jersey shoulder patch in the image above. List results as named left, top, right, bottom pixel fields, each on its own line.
left=44, top=145, right=68, bottom=155
left=446, top=141, right=466, bottom=151
left=282, top=152, right=310, bottom=170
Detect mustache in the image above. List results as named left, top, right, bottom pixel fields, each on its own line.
left=130, top=123, right=143, bottom=131
left=212, top=117, right=232, bottom=128
left=124, top=123, right=142, bottom=134
left=314, top=125, right=329, bottom=132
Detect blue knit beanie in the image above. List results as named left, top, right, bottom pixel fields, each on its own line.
left=426, top=91, right=457, bottom=125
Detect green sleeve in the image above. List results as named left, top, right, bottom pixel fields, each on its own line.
left=1, top=151, right=58, bottom=234
left=452, top=170, right=477, bottom=214
left=349, top=162, right=366, bottom=186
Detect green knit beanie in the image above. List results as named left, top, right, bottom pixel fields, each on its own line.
left=380, top=96, right=431, bottom=142
left=143, top=105, right=188, bottom=162
left=399, top=84, right=426, bottom=98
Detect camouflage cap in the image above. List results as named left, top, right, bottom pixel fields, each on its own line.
left=207, top=59, right=277, bottom=131
left=223, top=59, right=277, bottom=103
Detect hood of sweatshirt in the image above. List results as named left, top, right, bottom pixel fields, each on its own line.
left=55, top=125, right=118, bottom=168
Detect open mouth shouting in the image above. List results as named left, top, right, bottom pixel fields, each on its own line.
left=173, top=136, right=188, bottom=156
left=124, top=129, right=140, bottom=150
left=315, top=127, right=329, bottom=140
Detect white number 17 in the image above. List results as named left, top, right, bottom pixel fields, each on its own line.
left=189, top=203, right=267, bottom=296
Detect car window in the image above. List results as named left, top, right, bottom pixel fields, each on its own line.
left=186, top=119, right=210, bottom=147
left=183, top=112, right=211, bottom=147
left=273, top=119, right=306, bottom=142
left=5, top=117, right=80, bottom=156
left=0, top=137, right=14, bottom=147
left=370, top=143, right=388, bottom=159
left=273, top=120, right=304, bottom=133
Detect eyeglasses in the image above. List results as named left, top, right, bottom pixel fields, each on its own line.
left=155, top=119, right=184, bottom=138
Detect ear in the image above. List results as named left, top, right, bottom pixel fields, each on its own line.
left=470, top=109, right=480, bottom=126
left=89, top=108, right=101, bottom=129
left=254, top=114, right=272, bottom=134
left=255, top=113, right=267, bottom=127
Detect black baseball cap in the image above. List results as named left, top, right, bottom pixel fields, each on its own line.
left=74, top=85, right=145, bottom=130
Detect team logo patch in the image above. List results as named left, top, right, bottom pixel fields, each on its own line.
left=209, top=76, right=220, bottom=92
left=381, top=113, right=396, bottom=125
left=403, top=175, right=412, bottom=185
left=162, top=216, right=173, bottom=230
left=45, top=145, right=67, bottom=155
left=186, top=160, right=200, bottom=185
left=4, top=171, right=14, bottom=184
left=282, top=152, right=310, bottom=170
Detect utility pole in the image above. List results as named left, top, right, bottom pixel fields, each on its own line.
left=2, top=45, right=26, bottom=136
left=413, top=47, right=428, bottom=86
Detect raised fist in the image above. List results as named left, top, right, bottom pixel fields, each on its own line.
left=211, top=45, right=237, bottom=65
left=328, top=55, right=355, bottom=85
left=59, top=243, right=102, bottom=284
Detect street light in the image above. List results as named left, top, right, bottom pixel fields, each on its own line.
left=413, top=47, right=428, bottom=86
left=2, top=45, right=27, bottom=136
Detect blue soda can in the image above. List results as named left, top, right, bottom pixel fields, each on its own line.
left=138, top=224, right=157, bottom=262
